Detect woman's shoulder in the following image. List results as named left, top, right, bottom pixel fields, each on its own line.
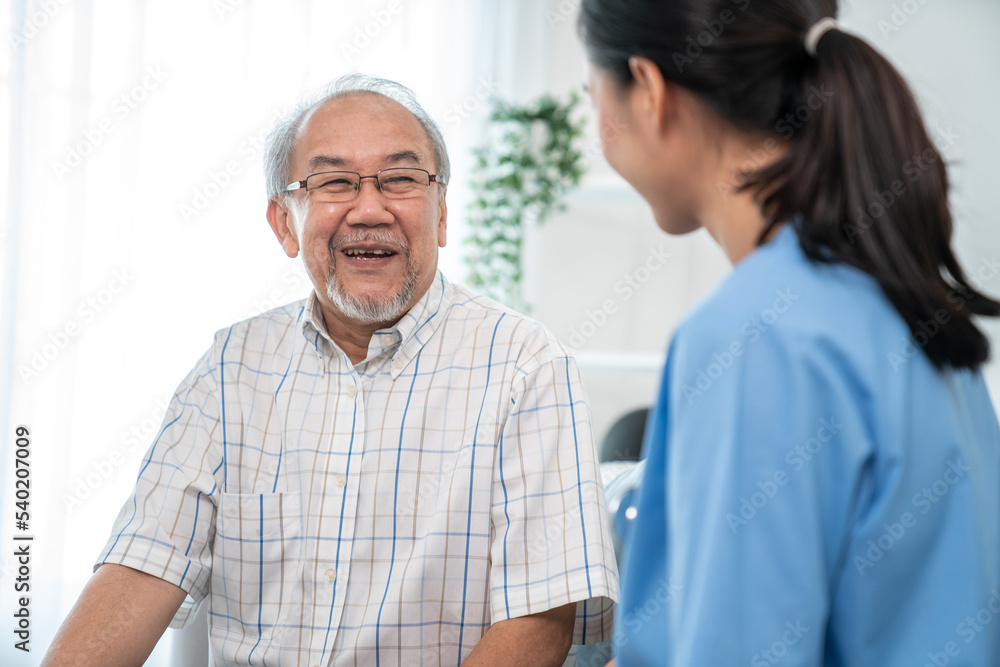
left=677, top=227, right=907, bottom=347
left=674, top=226, right=911, bottom=372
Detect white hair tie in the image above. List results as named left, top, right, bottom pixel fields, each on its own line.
left=805, top=17, right=839, bottom=57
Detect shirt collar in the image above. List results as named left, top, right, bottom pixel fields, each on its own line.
left=298, top=271, right=453, bottom=377
left=299, top=292, right=337, bottom=366
left=382, top=270, right=451, bottom=378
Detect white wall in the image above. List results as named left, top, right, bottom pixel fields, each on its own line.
left=524, top=0, right=1000, bottom=444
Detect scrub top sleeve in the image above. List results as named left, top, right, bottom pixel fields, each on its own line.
left=650, top=324, right=873, bottom=665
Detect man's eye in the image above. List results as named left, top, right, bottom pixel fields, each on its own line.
left=384, top=176, right=417, bottom=185
left=318, top=177, right=354, bottom=188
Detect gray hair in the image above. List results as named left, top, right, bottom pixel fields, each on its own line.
left=263, top=73, right=450, bottom=200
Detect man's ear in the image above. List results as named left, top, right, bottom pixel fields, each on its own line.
left=267, top=198, right=300, bottom=258
left=627, top=56, right=673, bottom=135
left=435, top=186, right=447, bottom=248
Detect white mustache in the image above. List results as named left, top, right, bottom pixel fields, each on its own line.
left=329, top=230, right=409, bottom=255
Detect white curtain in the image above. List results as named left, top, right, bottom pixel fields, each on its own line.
left=0, top=1, right=546, bottom=664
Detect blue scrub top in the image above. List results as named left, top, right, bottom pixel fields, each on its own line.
left=616, top=225, right=1000, bottom=666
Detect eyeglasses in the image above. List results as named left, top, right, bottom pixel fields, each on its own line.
left=285, top=168, right=440, bottom=202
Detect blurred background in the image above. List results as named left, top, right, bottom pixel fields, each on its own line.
left=1, top=0, right=998, bottom=664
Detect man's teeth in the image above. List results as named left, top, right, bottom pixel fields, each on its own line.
left=344, top=249, right=392, bottom=256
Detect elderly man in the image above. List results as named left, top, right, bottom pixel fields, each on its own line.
left=42, top=74, right=618, bottom=667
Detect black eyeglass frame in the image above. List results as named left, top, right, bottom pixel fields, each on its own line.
left=284, top=167, right=440, bottom=197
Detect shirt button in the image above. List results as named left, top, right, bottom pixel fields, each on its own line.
left=393, top=357, right=404, bottom=369
left=335, top=473, right=347, bottom=487
left=347, top=385, right=358, bottom=398
left=324, top=568, right=337, bottom=582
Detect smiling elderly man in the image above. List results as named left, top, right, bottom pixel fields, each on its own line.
left=42, top=74, right=618, bottom=667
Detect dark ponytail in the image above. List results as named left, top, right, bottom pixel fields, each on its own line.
left=580, top=0, right=1000, bottom=370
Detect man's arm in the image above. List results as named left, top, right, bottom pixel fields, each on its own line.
left=41, top=563, right=186, bottom=667
left=461, top=603, right=576, bottom=667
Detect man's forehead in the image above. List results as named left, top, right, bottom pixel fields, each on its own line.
left=312, top=90, right=408, bottom=118
left=294, top=92, right=433, bottom=168
left=306, top=150, right=426, bottom=173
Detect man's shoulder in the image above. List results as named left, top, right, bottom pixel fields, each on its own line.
left=207, top=298, right=309, bottom=350
left=443, top=282, right=573, bottom=370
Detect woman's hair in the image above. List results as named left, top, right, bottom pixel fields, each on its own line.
left=580, top=0, right=1000, bottom=370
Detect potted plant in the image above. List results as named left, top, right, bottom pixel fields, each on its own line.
left=464, top=92, right=587, bottom=311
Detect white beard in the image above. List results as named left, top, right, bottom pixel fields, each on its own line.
left=288, top=197, right=418, bottom=325
left=325, top=262, right=417, bottom=324
left=324, top=227, right=418, bottom=325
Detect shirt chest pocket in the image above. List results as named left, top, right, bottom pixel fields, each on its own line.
left=209, top=492, right=304, bottom=650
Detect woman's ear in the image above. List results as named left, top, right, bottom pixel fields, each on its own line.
left=627, top=56, right=673, bottom=135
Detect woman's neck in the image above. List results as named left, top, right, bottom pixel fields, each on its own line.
left=697, top=134, right=788, bottom=265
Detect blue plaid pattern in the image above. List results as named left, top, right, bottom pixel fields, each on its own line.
left=97, top=272, right=618, bottom=666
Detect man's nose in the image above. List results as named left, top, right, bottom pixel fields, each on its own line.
left=346, top=178, right=394, bottom=225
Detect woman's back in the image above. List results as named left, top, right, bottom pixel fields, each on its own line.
left=578, top=0, right=1000, bottom=663
left=620, top=224, right=1000, bottom=665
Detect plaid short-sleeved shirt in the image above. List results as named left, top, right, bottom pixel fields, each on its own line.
left=98, top=271, right=618, bottom=666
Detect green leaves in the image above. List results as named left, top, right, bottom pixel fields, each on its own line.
left=464, top=91, right=587, bottom=311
